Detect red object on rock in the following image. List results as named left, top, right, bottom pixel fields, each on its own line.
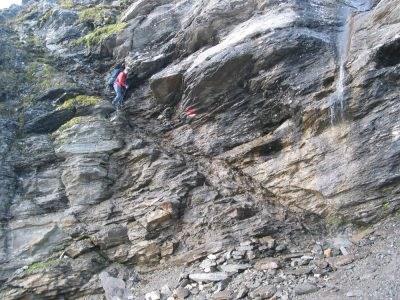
left=186, top=106, right=197, bottom=117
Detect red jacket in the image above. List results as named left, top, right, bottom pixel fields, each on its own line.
left=115, top=71, right=127, bottom=88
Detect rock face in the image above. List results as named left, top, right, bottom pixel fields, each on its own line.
left=0, top=0, right=398, bottom=298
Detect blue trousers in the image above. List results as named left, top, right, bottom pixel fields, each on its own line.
left=113, top=84, right=125, bottom=107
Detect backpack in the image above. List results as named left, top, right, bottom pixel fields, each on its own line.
left=107, top=67, right=121, bottom=88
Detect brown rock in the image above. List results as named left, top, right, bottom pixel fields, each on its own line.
left=324, top=248, right=333, bottom=258
left=259, top=236, right=276, bottom=249
left=334, top=255, right=355, bottom=267
left=254, top=258, right=280, bottom=271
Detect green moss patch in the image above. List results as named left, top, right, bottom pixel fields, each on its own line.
left=27, top=258, right=60, bottom=273
left=58, top=95, right=101, bottom=110
left=38, top=9, right=54, bottom=28
left=72, top=22, right=127, bottom=48
left=78, top=5, right=116, bottom=25
left=58, top=116, right=83, bottom=131
left=59, top=0, right=74, bottom=9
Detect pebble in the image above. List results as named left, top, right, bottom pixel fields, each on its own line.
left=340, top=246, right=349, bottom=256
left=254, top=258, right=280, bottom=270
left=250, top=285, right=277, bottom=299
left=235, top=287, right=249, bottom=299
left=208, top=254, right=217, bottom=260
left=259, top=236, right=276, bottom=249
left=145, top=291, right=161, bottom=300
left=220, top=264, right=252, bottom=274
left=346, top=289, right=363, bottom=297
left=189, top=272, right=229, bottom=282
left=324, top=248, right=333, bottom=257
left=173, top=287, right=190, bottom=299
left=294, top=283, right=320, bottom=295
left=212, top=290, right=231, bottom=300
left=275, top=244, right=287, bottom=252
left=334, top=255, right=355, bottom=267
left=161, top=285, right=171, bottom=297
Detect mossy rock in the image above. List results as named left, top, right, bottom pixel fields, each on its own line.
left=57, top=95, right=102, bottom=110
left=72, top=22, right=127, bottom=48
left=77, top=5, right=117, bottom=26
left=58, top=116, right=84, bottom=132
left=27, top=258, right=61, bottom=273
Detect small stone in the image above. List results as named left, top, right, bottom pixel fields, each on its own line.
left=334, top=255, right=354, bottom=267
left=324, top=248, right=333, bottom=258
left=216, top=257, right=226, bottom=265
left=272, top=277, right=284, bottom=284
left=240, top=241, right=252, bottom=246
left=232, top=250, right=246, bottom=257
left=254, top=258, right=280, bottom=271
left=313, top=267, right=330, bottom=276
left=285, top=267, right=313, bottom=276
left=312, top=244, right=324, bottom=257
left=179, top=279, right=190, bottom=288
left=237, top=245, right=254, bottom=251
left=189, top=273, right=229, bottom=283
left=216, top=278, right=232, bottom=292
left=246, top=250, right=256, bottom=260
left=200, top=259, right=217, bottom=270
left=314, top=260, right=329, bottom=269
left=340, top=246, right=349, bottom=256
left=235, top=287, right=249, bottom=299
left=294, top=283, right=319, bottom=295
left=161, top=240, right=178, bottom=257
left=145, top=291, right=161, bottom=300
left=173, top=287, right=190, bottom=299
left=208, top=254, right=217, bottom=260
left=333, top=248, right=341, bottom=256
left=300, top=256, right=314, bottom=265
left=212, top=291, right=231, bottom=300
left=250, top=285, right=277, bottom=299
left=346, top=289, right=363, bottom=297
left=259, top=236, right=276, bottom=249
left=220, top=264, right=251, bottom=274
left=275, top=244, right=287, bottom=252
left=161, top=285, right=172, bottom=298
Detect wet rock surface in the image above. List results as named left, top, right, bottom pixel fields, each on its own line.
left=0, top=0, right=398, bottom=299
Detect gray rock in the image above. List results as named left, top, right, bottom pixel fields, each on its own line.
left=24, top=108, right=76, bottom=134
left=219, top=264, right=251, bottom=274
left=189, top=273, right=229, bottom=283
left=173, top=287, right=190, bottom=299
left=346, top=289, right=363, bottom=297
left=145, top=291, right=161, bottom=300
left=254, top=258, right=280, bottom=271
left=65, top=239, right=94, bottom=258
left=294, top=283, right=320, bottom=296
left=249, top=285, right=277, bottom=299
left=91, top=225, right=129, bottom=250
left=235, top=287, right=249, bottom=299
left=100, top=272, right=134, bottom=300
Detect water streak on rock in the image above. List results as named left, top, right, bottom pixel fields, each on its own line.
left=331, top=0, right=372, bottom=124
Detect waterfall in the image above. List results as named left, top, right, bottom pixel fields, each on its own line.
left=330, top=0, right=371, bottom=124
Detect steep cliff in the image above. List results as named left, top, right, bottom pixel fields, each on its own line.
left=0, top=0, right=398, bottom=299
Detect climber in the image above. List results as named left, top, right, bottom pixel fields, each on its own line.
left=112, top=67, right=129, bottom=110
